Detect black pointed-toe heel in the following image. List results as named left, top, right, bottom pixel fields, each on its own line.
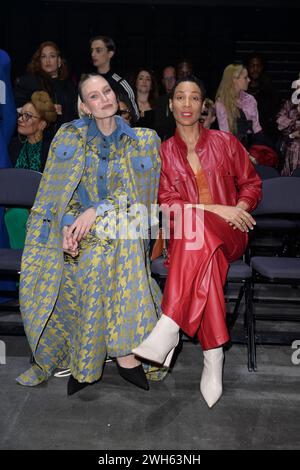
left=67, top=375, right=90, bottom=396
left=116, top=362, right=149, bottom=391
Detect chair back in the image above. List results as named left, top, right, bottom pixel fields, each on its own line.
left=0, top=168, right=42, bottom=208
left=253, top=177, right=300, bottom=216
left=254, top=164, right=279, bottom=180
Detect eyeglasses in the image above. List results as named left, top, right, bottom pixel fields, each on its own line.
left=17, top=111, right=40, bottom=122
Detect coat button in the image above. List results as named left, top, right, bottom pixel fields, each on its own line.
left=64, top=151, right=67, bottom=156
left=141, top=164, right=145, bottom=168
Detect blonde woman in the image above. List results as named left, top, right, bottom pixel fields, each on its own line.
left=215, top=64, right=262, bottom=148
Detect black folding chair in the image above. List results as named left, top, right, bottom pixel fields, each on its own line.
left=0, top=168, right=42, bottom=335
left=250, top=177, right=300, bottom=369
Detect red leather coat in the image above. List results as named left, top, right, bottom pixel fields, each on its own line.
left=159, top=126, right=262, bottom=211
left=158, top=126, right=262, bottom=262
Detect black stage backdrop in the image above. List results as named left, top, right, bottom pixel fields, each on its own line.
left=1, top=0, right=300, bottom=98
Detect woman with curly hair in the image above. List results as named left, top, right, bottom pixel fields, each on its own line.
left=5, top=91, right=57, bottom=248
left=14, top=41, right=77, bottom=129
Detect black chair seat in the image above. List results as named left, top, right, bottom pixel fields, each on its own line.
left=255, top=217, right=297, bottom=230
left=227, top=260, right=252, bottom=280
left=151, top=257, right=252, bottom=280
left=251, top=256, right=300, bottom=279
left=0, top=249, right=23, bottom=273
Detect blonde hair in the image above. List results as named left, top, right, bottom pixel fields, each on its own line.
left=215, top=64, right=244, bottom=134
left=31, top=91, right=57, bottom=126
left=77, top=95, right=86, bottom=118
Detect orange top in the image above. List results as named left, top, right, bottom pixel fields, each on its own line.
left=194, top=169, right=213, bottom=204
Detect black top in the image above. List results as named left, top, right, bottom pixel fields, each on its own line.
left=154, top=94, right=176, bottom=141
left=99, top=70, right=139, bottom=122
left=9, top=135, right=52, bottom=172
left=14, top=73, right=77, bottom=130
left=135, top=109, right=156, bottom=130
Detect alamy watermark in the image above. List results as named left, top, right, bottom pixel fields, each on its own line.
left=95, top=196, right=205, bottom=251
left=0, top=340, right=6, bottom=365
left=291, top=340, right=300, bottom=365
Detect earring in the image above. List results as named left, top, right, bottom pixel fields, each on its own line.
left=88, top=113, right=93, bottom=120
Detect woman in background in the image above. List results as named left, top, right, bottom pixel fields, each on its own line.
left=5, top=91, right=57, bottom=248
left=215, top=63, right=277, bottom=167
left=133, top=68, right=158, bottom=129
left=14, top=41, right=77, bottom=130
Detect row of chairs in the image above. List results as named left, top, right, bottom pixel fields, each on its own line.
left=0, top=168, right=300, bottom=373
left=151, top=174, right=300, bottom=372
left=255, top=164, right=300, bottom=180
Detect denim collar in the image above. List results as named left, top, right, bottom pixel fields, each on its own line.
left=86, top=115, right=138, bottom=145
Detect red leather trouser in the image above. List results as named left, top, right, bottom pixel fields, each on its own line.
left=161, top=209, right=248, bottom=350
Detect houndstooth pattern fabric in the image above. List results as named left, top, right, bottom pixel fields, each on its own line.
left=16, top=119, right=166, bottom=386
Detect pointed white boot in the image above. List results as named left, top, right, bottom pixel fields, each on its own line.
left=200, top=347, right=224, bottom=408
left=132, top=314, right=179, bottom=367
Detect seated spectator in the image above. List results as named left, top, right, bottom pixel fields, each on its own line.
left=133, top=68, right=159, bottom=130
left=14, top=41, right=77, bottom=132
left=5, top=91, right=57, bottom=248
left=216, top=63, right=278, bottom=167
left=201, top=98, right=217, bottom=129
left=247, top=53, right=280, bottom=143
left=117, top=93, right=135, bottom=126
left=154, top=65, right=176, bottom=141
left=160, top=65, right=176, bottom=95
left=90, top=35, right=139, bottom=122
left=176, top=59, right=194, bottom=79
left=277, top=77, right=300, bottom=175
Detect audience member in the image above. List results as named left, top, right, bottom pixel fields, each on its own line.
left=14, top=41, right=77, bottom=130
left=90, top=35, right=139, bottom=121
left=177, top=59, right=194, bottom=79
left=277, top=76, right=300, bottom=175
left=117, top=93, right=135, bottom=126
left=216, top=63, right=278, bottom=167
left=247, top=53, right=280, bottom=142
left=154, top=65, right=176, bottom=141
left=161, top=65, right=176, bottom=94
left=5, top=91, right=57, bottom=249
left=133, top=68, right=159, bottom=129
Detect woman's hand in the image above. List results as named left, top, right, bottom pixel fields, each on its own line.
left=62, top=226, right=78, bottom=257
left=208, top=204, right=256, bottom=232
left=67, top=207, right=97, bottom=242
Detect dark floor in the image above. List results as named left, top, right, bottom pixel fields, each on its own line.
left=0, top=284, right=300, bottom=450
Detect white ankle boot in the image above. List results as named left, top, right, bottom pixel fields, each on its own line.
left=132, top=314, right=179, bottom=367
left=200, top=347, right=224, bottom=408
